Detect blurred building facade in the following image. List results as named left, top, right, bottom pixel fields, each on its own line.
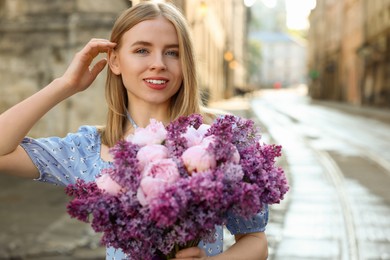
left=248, top=0, right=308, bottom=89
left=308, top=0, right=390, bottom=107
left=0, top=0, right=248, bottom=137
left=0, top=0, right=131, bottom=137
left=250, top=31, right=307, bottom=88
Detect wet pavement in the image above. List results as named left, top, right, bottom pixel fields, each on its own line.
left=1, top=86, right=390, bottom=259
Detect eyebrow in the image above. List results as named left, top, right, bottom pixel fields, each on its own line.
left=131, top=41, right=179, bottom=49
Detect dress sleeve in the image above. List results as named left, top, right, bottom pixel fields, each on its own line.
left=225, top=204, right=269, bottom=235
left=20, top=125, right=104, bottom=186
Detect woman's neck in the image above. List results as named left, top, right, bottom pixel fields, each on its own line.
left=127, top=102, right=171, bottom=128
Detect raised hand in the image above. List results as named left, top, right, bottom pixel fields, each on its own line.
left=60, top=38, right=117, bottom=93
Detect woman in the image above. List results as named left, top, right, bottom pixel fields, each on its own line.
left=0, top=2, right=268, bottom=259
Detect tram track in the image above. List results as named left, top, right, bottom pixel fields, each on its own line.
left=316, top=150, right=359, bottom=260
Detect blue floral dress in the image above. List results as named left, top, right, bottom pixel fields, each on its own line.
left=20, top=125, right=268, bottom=259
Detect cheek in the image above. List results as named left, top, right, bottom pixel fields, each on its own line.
left=120, top=59, right=142, bottom=75
left=119, top=61, right=146, bottom=87
left=173, top=66, right=184, bottom=85
left=173, top=75, right=183, bottom=91
left=167, top=59, right=182, bottom=76
left=118, top=52, right=146, bottom=74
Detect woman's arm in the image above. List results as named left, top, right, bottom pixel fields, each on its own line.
left=226, top=232, right=268, bottom=259
left=0, top=39, right=116, bottom=178
left=173, top=231, right=268, bottom=260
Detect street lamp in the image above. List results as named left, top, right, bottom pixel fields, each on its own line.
left=229, top=60, right=238, bottom=70
left=224, top=51, right=234, bottom=62
left=224, top=51, right=237, bottom=70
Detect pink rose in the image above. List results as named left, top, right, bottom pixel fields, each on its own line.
left=143, top=158, right=180, bottom=181
left=181, top=145, right=216, bottom=174
left=137, top=144, right=169, bottom=171
left=200, top=135, right=215, bottom=148
left=96, top=173, right=122, bottom=196
left=182, top=124, right=210, bottom=147
left=137, top=158, right=180, bottom=206
left=137, top=177, right=166, bottom=206
left=127, top=119, right=167, bottom=146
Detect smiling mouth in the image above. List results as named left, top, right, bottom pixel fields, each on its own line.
left=145, top=79, right=167, bottom=84
left=144, top=79, right=169, bottom=90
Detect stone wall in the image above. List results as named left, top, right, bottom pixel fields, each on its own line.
left=0, top=0, right=130, bottom=137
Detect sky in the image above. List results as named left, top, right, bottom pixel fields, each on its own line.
left=256, top=0, right=317, bottom=30
left=284, top=0, right=317, bottom=30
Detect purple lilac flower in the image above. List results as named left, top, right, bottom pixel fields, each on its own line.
left=110, top=140, right=141, bottom=192
left=232, top=117, right=261, bottom=150
left=206, top=116, right=237, bottom=163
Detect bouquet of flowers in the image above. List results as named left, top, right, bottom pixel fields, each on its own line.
left=65, top=114, right=288, bottom=260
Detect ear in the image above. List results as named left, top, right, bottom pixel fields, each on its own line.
left=108, top=50, right=121, bottom=75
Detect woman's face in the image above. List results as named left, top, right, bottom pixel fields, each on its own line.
left=110, top=16, right=183, bottom=108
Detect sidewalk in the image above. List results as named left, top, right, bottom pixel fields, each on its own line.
left=311, top=99, right=390, bottom=125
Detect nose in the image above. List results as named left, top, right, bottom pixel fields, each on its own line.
left=150, top=53, right=167, bottom=71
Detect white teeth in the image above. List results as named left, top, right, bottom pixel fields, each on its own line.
left=146, top=79, right=166, bottom=84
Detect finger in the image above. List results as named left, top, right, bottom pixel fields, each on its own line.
left=88, top=39, right=117, bottom=49
left=89, top=38, right=117, bottom=47
left=90, top=58, right=108, bottom=79
left=87, top=41, right=116, bottom=56
left=175, top=247, right=206, bottom=258
left=80, top=40, right=116, bottom=63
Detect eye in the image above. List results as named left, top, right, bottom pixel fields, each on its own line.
left=135, top=48, right=149, bottom=55
left=166, top=50, right=179, bottom=57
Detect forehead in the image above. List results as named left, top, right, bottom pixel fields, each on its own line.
left=122, top=16, right=179, bottom=44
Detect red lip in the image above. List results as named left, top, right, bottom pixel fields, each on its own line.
left=143, top=78, right=169, bottom=90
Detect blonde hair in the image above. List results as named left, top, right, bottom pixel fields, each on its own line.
left=101, top=1, right=205, bottom=147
